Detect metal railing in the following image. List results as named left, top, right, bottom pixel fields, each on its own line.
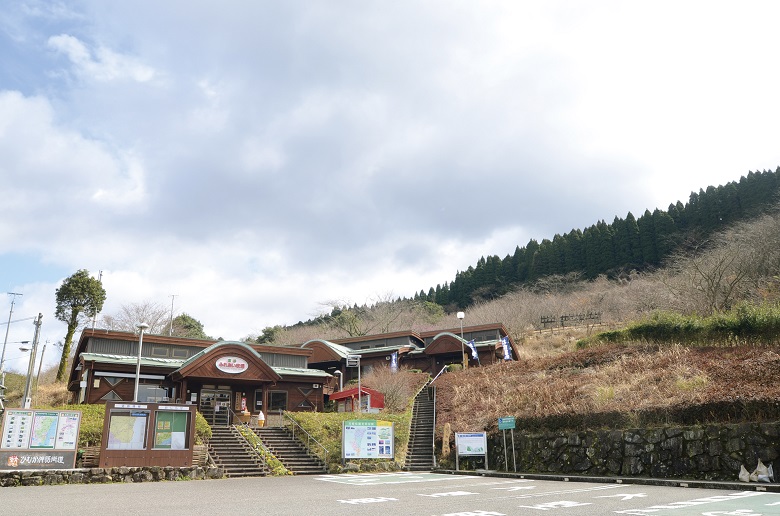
left=278, top=409, right=330, bottom=466
left=431, top=384, right=437, bottom=468
left=429, top=364, right=448, bottom=385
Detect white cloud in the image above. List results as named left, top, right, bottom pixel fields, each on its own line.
left=47, top=34, right=156, bottom=83
left=2, top=1, right=780, bottom=363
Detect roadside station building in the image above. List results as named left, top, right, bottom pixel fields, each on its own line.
left=301, top=323, right=518, bottom=384
left=67, top=329, right=332, bottom=426
left=68, top=323, right=517, bottom=424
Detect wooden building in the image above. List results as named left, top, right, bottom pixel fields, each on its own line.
left=330, top=386, right=385, bottom=413
left=68, top=329, right=333, bottom=426
left=301, top=323, right=518, bottom=383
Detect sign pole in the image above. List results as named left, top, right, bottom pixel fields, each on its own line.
left=498, top=416, right=516, bottom=472
left=503, top=428, right=508, bottom=471
left=455, top=433, right=460, bottom=471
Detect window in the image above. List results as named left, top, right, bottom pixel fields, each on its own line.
left=254, top=388, right=263, bottom=411
left=138, top=384, right=168, bottom=402
left=100, top=390, right=122, bottom=401
left=268, top=391, right=288, bottom=411
left=151, top=346, right=169, bottom=358
left=172, top=348, right=189, bottom=359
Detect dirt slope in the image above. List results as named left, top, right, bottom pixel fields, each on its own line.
left=433, top=343, right=780, bottom=433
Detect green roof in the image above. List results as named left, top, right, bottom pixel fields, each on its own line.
left=81, top=352, right=331, bottom=379
left=81, top=353, right=184, bottom=369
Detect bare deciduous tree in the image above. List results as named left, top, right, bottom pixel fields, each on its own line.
left=100, top=301, right=170, bottom=334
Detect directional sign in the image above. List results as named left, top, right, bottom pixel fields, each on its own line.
left=498, top=416, right=516, bottom=430
left=346, top=355, right=360, bottom=367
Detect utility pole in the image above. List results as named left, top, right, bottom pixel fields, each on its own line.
left=34, top=340, right=48, bottom=405
left=22, top=313, right=42, bottom=409
left=169, top=295, right=177, bottom=336
left=1, top=292, right=23, bottom=376
left=0, top=292, right=22, bottom=398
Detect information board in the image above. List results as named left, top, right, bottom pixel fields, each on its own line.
left=498, top=416, right=516, bottom=430
left=107, top=411, right=149, bottom=450
left=0, top=409, right=82, bottom=470
left=455, top=432, right=487, bottom=456
left=154, top=410, right=189, bottom=450
left=342, top=419, right=394, bottom=459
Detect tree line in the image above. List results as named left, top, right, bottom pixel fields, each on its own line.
left=414, top=168, right=780, bottom=309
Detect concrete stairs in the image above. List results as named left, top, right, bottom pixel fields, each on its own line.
left=253, top=427, right=327, bottom=474
left=207, top=426, right=268, bottom=478
left=404, top=385, right=436, bottom=471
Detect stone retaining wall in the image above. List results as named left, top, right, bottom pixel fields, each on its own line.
left=0, top=466, right=224, bottom=487
left=488, top=421, right=780, bottom=481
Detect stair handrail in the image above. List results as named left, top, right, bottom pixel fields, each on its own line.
left=279, top=409, right=330, bottom=467
left=404, top=378, right=434, bottom=469
left=431, top=384, right=437, bottom=468
left=429, top=364, right=448, bottom=385
left=234, top=423, right=291, bottom=475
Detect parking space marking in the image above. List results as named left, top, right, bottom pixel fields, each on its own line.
left=336, top=496, right=398, bottom=505
left=613, top=491, right=780, bottom=515
left=419, top=491, right=479, bottom=498
left=316, top=472, right=477, bottom=485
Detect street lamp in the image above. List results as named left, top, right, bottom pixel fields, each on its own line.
left=133, top=323, right=149, bottom=403
left=457, top=311, right=466, bottom=369
left=333, top=370, right=343, bottom=391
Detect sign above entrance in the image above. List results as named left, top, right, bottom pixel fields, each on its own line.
left=215, top=356, right=248, bottom=374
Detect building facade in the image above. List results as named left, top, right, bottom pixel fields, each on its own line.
left=68, top=329, right=332, bottom=426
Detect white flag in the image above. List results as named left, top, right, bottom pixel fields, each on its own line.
left=501, top=336, right=512, bottom=360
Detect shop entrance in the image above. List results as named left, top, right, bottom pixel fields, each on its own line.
left=199, top=389, right=232, bottom=426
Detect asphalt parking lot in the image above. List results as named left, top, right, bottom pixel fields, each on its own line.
left=3, top=472, right=780, bottom=515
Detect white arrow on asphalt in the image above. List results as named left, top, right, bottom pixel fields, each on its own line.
left=595, top=493, right=648, bottom=501
left=419, top=491, right=478, bottom=497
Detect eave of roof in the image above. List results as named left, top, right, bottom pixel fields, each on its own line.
left=301, top=339, right=353, bottom=359
left=80, top=353, right=184, bottom=369
left=79, top=352, right=331, bottom=379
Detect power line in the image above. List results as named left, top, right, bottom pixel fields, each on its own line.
left=0, top=316, right=37, bottom=326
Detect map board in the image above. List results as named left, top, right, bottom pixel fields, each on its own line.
left=107, top=411, right=149, bottom=450
left=99, top=402, right=197, bottom=468
left=0, top=409, right=82, bottom=470
left=342, top=419, right=394, bottom=459
left=455, top=432, right=487, bottom=456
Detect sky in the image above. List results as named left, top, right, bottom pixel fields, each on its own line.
left=2, top=1, right=780, bottom=373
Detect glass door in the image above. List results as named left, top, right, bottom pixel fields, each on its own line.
left=199, top=389, right=232, bottom=426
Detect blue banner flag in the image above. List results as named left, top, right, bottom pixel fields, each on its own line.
left=390, top=351, right=398, bottom=372
left=466, top=339, right=478, bottom=360
left=501, top=336, right=512, bottom=360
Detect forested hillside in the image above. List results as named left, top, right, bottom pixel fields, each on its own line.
left=415, top=168, right=780, bottom=309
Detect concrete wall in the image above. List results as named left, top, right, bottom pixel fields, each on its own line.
left=488, top=421, right=780, bottom=481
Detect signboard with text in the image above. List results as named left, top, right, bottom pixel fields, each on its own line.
left=455, top=432, right=487, bottom=456
left=0, top=409, right=82, bottom=470
left=498, top=416, right=516, bottom=430
left=342, top=419, right=394, bottom=459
